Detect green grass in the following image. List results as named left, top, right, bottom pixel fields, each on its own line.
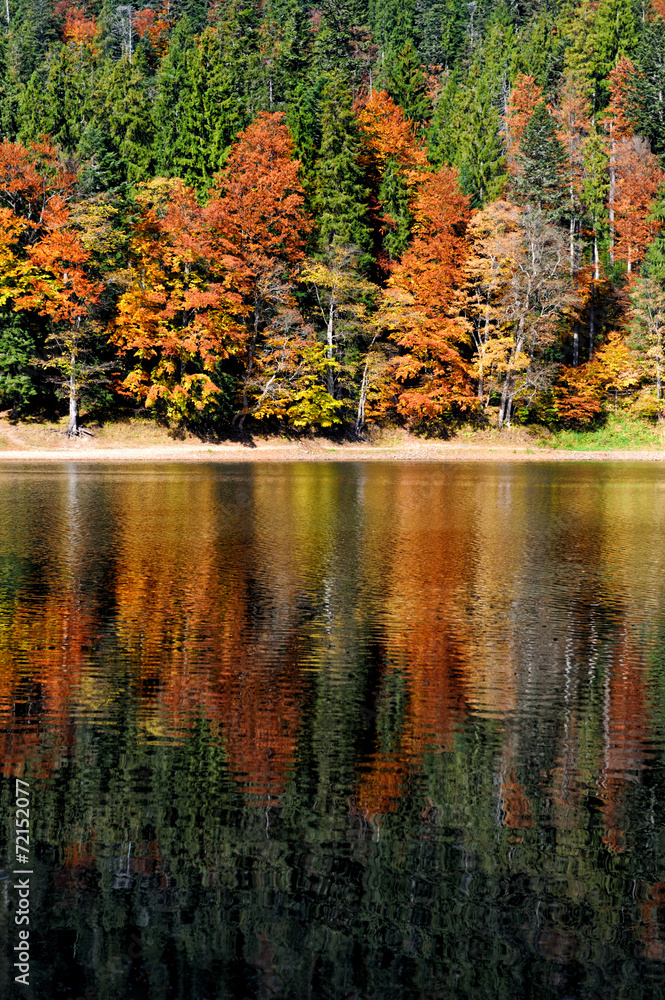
left=547, top=414, right=665, bottom=451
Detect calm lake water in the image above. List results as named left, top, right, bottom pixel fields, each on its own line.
left=1, top=461, right=665, bottom=1000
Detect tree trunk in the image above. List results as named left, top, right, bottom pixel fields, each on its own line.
left=326, top=297, right=335, bottom=396
left=609, top=123, right=615, bottom=264
left=241, top=294, right=260, bottom=421
left=498, top=369, right=512, bottom=429
left=355, top=335, right=377, bottom=437
left=573, top=321, right=579, bottom=367
left=66, top=355, right=78, bottom=438
left=505, top=372, right=517, bottom=428
left=657, top=359, right=661, bottom=404
left=589, top=282, right=595, bottom=361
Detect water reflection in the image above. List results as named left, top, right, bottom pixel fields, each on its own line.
left=1, top=462, right=665, bottom=998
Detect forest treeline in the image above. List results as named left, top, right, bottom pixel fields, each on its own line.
left=1, top=0, right=665, bottom=436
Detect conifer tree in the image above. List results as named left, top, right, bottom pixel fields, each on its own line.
left=587, top=0, right=639, bottom=109
left=517, top=9, right=566, bottom=93
left=171, top=27, right=243, bottom=190
left=457, top=72, right=506, bottom=207
left=380, top=40, right=431, bottom=124
left=312, top=71, right=371, bottom=263
left=633, top=16, right=665, bottom=159
left=427, top=71, right=463, bottom=168
left=514, top=101, right=567, bottom=216
left=89, top=53, right=156, bottom=187
left=153, top=16, right=195, bottom=176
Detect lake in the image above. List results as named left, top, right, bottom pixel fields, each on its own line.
left=1, top=460, right=665, bottom=1000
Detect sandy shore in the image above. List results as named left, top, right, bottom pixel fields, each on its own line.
left=0, top=435, right=664, bottom=463
left=0, top=416, right=663, bottom=462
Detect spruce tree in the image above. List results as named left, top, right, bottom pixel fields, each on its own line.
left=380, top=39, right=431, bottom=124
left=517, top=10, right=566, bottom=94
left=312, top=71, right=371, bottom=262
left=588, top=0, right=639, bottom=108
left=427, top=71, right=463, bottom=168
left=167, top=27, right=244, bottom=190
left=458, top=76, right=506, bottom=207
left=0, top=33, right=21, bottom=140
left=514, top=101, right=567, bottom=216
left=633, top=17, right=665, bottom=160
left=415, top=0, right=468, bottom=70
left=258, top=0, right=310, bottom=108
left=89, top=52, right=155, bottom=187
left=153, top=16, right=195, bottom=177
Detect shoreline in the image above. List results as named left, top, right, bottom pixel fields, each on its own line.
left=0, top=439, right=664, bottom=463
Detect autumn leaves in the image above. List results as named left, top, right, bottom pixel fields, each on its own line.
left=1, top=81, right=664, bottom=433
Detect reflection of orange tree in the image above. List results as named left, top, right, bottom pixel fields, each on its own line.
left=599, top=635, right=653, bottom=854
left=0, top=588, right=97, bottom=778
left=354, top=470, right=472, bottom=818
left=108, top=472, right=305, bottom=802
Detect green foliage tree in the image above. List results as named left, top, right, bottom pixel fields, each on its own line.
left=514, top=101, right=567, bottom=216
left=311, top=71, right=371, bottom=262
left=633, top=16, right=665, bottom=159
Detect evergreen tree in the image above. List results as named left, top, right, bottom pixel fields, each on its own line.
left=312, top=71, right=371, bottom=262
left=458, top=73, right=506, bottom=206
left=153, top=16, right=195, bottom=177
left=0, top=310, right=40, bottom=413
left=10, top=0, right=58, bottom=80
left=633, top=16, right=665, bottom=160
left=258, top=0, right=310, bottom=108
left=415, top=0, right=469, bottom=70
left=286, top=77, right=326, bottom=184
left=165, top=27, right=244, bottom=189
left=517, top=9, right=566, bottom=95
left=88, top=52, right=156, bottom=188
left=427, top=71, right=463, bottom=167
left=213, top=0, right=266, bottom=117
left=514, top=101, right=567, bottom=216
left=380, top=40, right=431, bottom=124
left=0, top=32, right=21, bottom=140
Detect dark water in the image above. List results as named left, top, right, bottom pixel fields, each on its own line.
left=2, top=461, right=665, bottom=1000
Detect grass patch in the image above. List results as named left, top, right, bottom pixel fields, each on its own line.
left=548, top=414, right=665, bottom=451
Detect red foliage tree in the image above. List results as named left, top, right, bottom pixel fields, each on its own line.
left=207, top=112, right=313, bottom=424
left=381, top=166, right=475, bottom=420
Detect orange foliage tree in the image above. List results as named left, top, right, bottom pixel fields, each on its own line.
left=380, top=166, right=475, bottom=421
left=504, top=74, right=543, bottom=169
left=15, top=225, right=102, bottom=436
left=0, top=140, right=99, bottom=434
left=357, top=89, right=427, bottom=271
left=111, top=178, right=248, bottom=424
left=207, top=112, right=320, bottom=427
left=614, top=139, right=664, bottom=275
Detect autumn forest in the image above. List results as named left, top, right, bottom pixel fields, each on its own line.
left=1, top=0, right=665, bottom=436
